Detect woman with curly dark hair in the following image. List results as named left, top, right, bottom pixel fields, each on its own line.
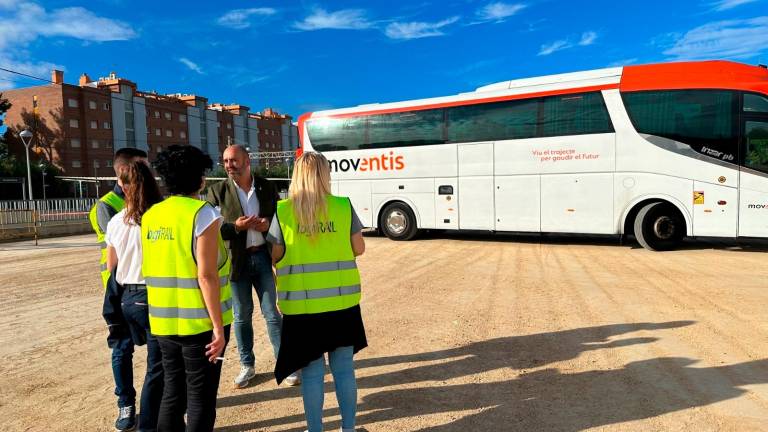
left=141, top=145, right=233, bottom=431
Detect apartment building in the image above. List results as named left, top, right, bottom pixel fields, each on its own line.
left=2, top=70, right=298, bottom=181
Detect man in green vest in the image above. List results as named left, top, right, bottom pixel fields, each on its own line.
left=88, top=147, right=147, bottom=432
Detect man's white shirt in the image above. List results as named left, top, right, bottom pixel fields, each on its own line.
left=233, top=178, right=266, bottom=247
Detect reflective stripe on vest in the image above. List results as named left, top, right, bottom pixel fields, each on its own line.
left=142, top=196, right=234, bottom=336
left=275, top=195, right=361, bottom=315
left=145, top=275, right=229, bottom=289
left=88, top=191, right=125, bottom=290
left=278, top=284, right=361, bottom=301
left=275, top=260, right=357, bottom=276
left=150, top=298, right=234, bottom=319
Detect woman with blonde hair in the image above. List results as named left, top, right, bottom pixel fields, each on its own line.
left=267, top=151, right=367, bottom=432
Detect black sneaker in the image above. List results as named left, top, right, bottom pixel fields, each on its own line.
left=115, top=405, right=136, bottom=431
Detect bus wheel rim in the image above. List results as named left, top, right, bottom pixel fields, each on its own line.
left=653, top=216, right=675, bottom=240
left=387, top=210, right=407, bottom=235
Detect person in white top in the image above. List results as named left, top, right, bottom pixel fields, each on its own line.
left=105, top=160, right=165, bottom=432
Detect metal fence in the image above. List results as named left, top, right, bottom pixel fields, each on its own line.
left=0, top=198, right=97, bottom=227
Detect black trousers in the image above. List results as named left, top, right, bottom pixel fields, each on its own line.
left=155, top=326, right=230, bottom=432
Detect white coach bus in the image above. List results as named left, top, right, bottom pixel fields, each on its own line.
left=297, top=60, right=768, bottom=250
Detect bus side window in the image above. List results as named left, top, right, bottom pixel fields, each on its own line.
left=745, top=120, right=768, bottom=173
left=623, top=90, right=738, bottom=163
left=744, top=93, right=768, bottom=113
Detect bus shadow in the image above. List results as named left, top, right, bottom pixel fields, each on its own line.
left=216, top=321, right=710, bottom=431
left=401, top=230, right=768, bottom=253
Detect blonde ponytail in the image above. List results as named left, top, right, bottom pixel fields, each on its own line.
left=289, top=152, right=332, bottom=237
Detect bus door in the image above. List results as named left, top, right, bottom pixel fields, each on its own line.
left=457, top=142, right=495, bottom=230
left=738, top=95, right=768, bottom=237
left=692, top=176, right=739, bottom=237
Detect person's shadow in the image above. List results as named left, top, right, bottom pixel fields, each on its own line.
left=209, top=320, right=768, bottom=432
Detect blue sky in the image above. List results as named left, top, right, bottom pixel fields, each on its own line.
left=1, top=0, right=768, bottom=120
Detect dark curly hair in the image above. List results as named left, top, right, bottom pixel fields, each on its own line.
left=153, top=145, right=212, bottom=195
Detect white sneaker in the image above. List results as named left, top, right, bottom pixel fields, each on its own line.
left=233, top=365, right=256, bottom=389
left=284, top=371, right=301, bottom=386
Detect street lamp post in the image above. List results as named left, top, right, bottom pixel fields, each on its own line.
left=39, top=163, right=47, bottom=201
left=93, top=164, right=100, bottom=198
left=285, top=157, right=291, bottom=179
left=19, top=129, right=34, bottom=201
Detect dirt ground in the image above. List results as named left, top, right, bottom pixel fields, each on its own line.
left=1, top=232, right=767, bottom=432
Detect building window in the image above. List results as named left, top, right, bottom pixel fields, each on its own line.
left=71, top=160, right=81, bottom=168
left=154, top=111, right=160, bottom=118
left=156, top=145, right=163, bottom=153
left=106, top=160, right=113, bottom=167
left=89, top=100, right=97, bottom=110
left=92, top=140, right=99, bottom=149
left=68, top=98, right=78, bottom=108
left=227, top=123, right=232, bottom=129
left=179, top=114, right=187, bottom=122
left=69, top=119, right=79, bottom=128
left=164, top=112, right=171, bottom=120
left=103, top=121, right=111, bottom=129
left=90, top=120, right=98, bottom=129
left=180, top=131, right=187, bottom=139
left=106, top=140, right=113, bottom=149
left=93, top=160, right=100, bottom=169
left=103, top=102, right=110, bottom=111
left=70, top=138, right=81, bottom=148
left=166, top=129, right=173, bottom=137
left=155, top=128, right=161, bottom=136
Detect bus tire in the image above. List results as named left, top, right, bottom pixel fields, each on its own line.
left=380, top=202, right=418, bottom=241
left=633, top=202, right=684, bottom=251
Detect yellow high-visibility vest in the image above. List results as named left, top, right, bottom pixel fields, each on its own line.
left=88, top=191, right=125, bottom=289
left=275, top=195, right=361, bottom=315
left=141, top=196, right=234, bottom=336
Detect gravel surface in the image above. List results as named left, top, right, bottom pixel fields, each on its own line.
left=1, top=233, right=767, bottom=431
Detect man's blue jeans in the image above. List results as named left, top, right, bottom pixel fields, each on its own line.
left=104, top=272, right=136, bottom=408
left=111, top=335, right=135, bottom=408
left=302, top=346, right=357, bottom=432
left=230, top=248, right=282, bottom=366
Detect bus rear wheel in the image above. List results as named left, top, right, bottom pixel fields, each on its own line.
left=380, top=202, right=418, bottom=241
left=633, top=202, right=684, bottom=251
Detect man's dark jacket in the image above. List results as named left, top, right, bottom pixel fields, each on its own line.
left=206, top=176, right=280, bottom=281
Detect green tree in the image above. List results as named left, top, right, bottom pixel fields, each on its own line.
left=0, top=93, right=18, bottom=176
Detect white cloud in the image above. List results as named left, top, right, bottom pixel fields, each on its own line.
left=710, top=0, right=760, bottom=11
left=217, top=7, right=277, bottom=30
left=538, top=30, right=598, bottom=55
left=0, top=3, right=136, bottom=50
left=385, top=16, right=460, bottom=40
left=476, top=2, right=526, bottom=22
left=0, top=2, right=133, bottom=88
left=538, top=39, right=571, bottom=56
left=607, top=58, right=639, bottom=67
left=293, top=8, right=372, bottom=31
left=663, top=16, right=768, bottom=60
left=579, top=31, right=597, bottom=46
left=0, top=53, right=63, bottom=89
left=178, top=58, right=203, bottom=75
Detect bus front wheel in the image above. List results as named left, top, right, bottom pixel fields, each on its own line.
left=633, top=202, right=684, bottom=251
left=380, top=202, right=418, bottom=241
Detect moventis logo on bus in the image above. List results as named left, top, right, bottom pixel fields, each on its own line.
left=328, top=151, right=405, bottom=173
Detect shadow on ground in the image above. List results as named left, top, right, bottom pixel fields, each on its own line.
left=364, top=229, right=768, bottom=253
left=213, top=320, right=768, bottom=431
